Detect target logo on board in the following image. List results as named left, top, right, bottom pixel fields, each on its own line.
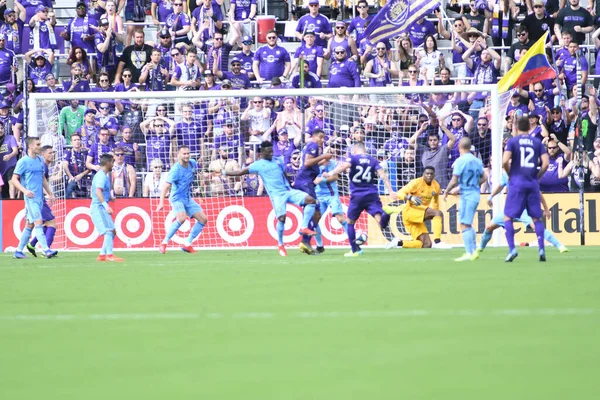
left=267, top=206, right=302, bottom=243
left=318, top=203, right=349, bottom=243
left=114, top=206, right=152, bottom=246
left=64, top=207, right=100, bottom=246
left=163, top=211, right=192, bottom=245
left=216, top=205, right=254, bottom=244
left=12, top=208, right=27, bottom=239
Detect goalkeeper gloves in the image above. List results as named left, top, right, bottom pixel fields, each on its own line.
left=406, top=194, right=423, bottom=206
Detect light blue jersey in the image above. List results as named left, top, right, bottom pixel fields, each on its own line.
left=248, top=158, right=291, bottom=198
left=315, top=160, right=340, bottom=198
left=167, top=159, right=197, bottom=203
left=453, top=153, right=484, bottom=203
left=91, top=170, right=111, bottom=206
left=13, top=155, right=45, bottom=202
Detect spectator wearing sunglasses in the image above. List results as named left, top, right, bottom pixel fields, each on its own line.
left=95, top=101, right=120, bottom=138
left=114, top=68, right=139, bottom=112
left=506, top=26, right=532, bottom=71
left=165, top=1, right=191, bottom=46
left=253, top=29, right=291, bottom=83
left=213, top=56, right=251, bottom=90
left=326, top=21, right=358, bottom=62
left=348, top=0, right=373, bottom=44
left=539, top=135, right=571, bottom=193
left=88, top=72, right=116, bottom=112
left=327, top=46, right=360, bottom=88
left=518, top=82, right=560, bottom=123
left=95, top=17, right=119, bottom=82
left=522, top=0, right=556, bottom=42
left=295, top=0, right=332, bottom=48
left=110, top=146, right=137, bottom=198
left=237, top=35, right=255, bottom=79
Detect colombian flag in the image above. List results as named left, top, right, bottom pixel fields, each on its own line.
left=498, top=32, right=556, bottom=93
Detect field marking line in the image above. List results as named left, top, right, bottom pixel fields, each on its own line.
left=0, top=309, right=596, bottom=322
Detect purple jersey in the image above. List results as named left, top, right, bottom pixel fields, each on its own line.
left=347, top=153, right=381, bottom=196
left=146, top=131, right=172, bottom=168
left=152, top=0, right=173, bottom=22
left=294, top=43, right=324, bottom=74
left=213, top=133, right=244, bottom=161
left=348, top=15, right=373, bottom=43
left=230, top=0, right=256, bottom=21
left=88, top=141, right=115, bottom=164
left=506, top=135, right=547, bottom=187
left=328, top=59, right=361, bottom=88
left=254, top=45, right=290, bottom=80
left=165, top=12, right=190, bottom=44
left=0, top=19, right=23, bottom=53
left=175, top=120, right=204, bottom=155
left=294, top=141, right=321, bottom=186
left=237, top=51, right=254, bottom=75
left=116, top=140, right=136, bottom=166
left=408, top=20, right=436, bottom=48
left=561, top=54, right=588, bottom=89
left=0, top=134, right=18, bottom=174
left=0, top=48, right=15, bottom=84
left=65, top=16, right=95, bottom=54
left=95, top=31, right=118, bottom=70
left=29, top=61, right=52, bottom=87
left=539, top=155, right=569, bottom=192
left=296, top=14, right=332, bottom=48
left=63, top=148, right=88, bottom=176
left=221, top=71, right=251, bottom=90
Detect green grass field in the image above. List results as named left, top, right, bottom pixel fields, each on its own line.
left=1, top=246, right=599, bottom=399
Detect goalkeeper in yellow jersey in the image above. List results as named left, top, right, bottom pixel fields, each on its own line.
left=384, top=166, right=450, bottom=249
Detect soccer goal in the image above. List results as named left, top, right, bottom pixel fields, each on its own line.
left=27, top=84, right=504, bottom=251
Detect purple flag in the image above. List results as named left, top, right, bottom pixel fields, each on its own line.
left=363, top=0, right=441, bottom=45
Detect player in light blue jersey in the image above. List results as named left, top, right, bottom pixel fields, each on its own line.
left=475, top=172, right=569, bottom=254
left=11, top=137, right=58, bottom=259
left=157, top=146, right=208, bottom=254
left=312, top=158, right=348, bottom=253
left=444, top=137, right=485, bottom=262
left=90, top=154, right=124, bottom=262
left=225, top=141, right=319, bottom=256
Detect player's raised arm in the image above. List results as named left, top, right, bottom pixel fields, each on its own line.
left=328, top=160, right=351, bottom=177
left=224, top=167, right=250, bottom=177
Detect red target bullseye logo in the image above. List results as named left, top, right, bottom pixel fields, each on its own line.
left=318, top=203, right=349, bottom=243
left=115, top=206, right=152, bottom=246
left=12, top=208, right=27, bottom=240
left=216, top=205, right=254, bottom=244
left=64, top=207, right=99, bottom=246
left=267, top=205, right=302, bottom=242
left=163, top=211, right=191, bottom=245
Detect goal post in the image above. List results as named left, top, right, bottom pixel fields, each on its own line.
left=27, top=84, right=505, bottom=250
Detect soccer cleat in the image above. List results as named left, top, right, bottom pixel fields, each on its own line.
left=454, top=253, right=472, bottom=262
left=385, top=237, right=400, bottom=250
left=42, top=249, right=58, bottom=259
left=14, top=251, right=27, bottom=259
left=105, top=255, right=124, bottom=262
left=26, top=243, right=37, bottom=257
left=159, top=243, right=167, bottom=254
left=432, top=241, right=453, bottom=249
left=539, top=251, right=546, bottom=262
left=316, top=246, right=325, bottom=253
left=299, top=242, right=318, bottom=255
left=558, top=246, right=570, bottom=253
left=298, top=227, right=316, bottom=236
left=470, top=250, right=480, bottom=261
left=505, top=250, right=518, bottom=262
left=97, top=255, right=107, bottom=262
left=278, top=245, right=288, bottom=257
left=344, top=249, right=364, bottom=257
left=383, top=205, right=402, bottom=215
left=181, top=245, right=197, bottom=253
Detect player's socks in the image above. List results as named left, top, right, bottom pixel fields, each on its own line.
left=402, top=240, right=422, bottom=249
left=185, top=221, right=205, bottom=246
left=379, top=212, right=390, bottom=230
left=276, top=220, right=285, bottom=245
left=534, top=220, right=545, bottom=252
left=163, top=220, right=182, bottom=244
left=104, top=231, right=114, bottom=255
left=504, top=220, right=516, bottom=252
left=543, top=229, right=561, bottom=248
left=301, top=204, right=316, bottom=229
left=17, top=227, right=33, bottom=252
left=30, top=226, right=46, bottom=247
left=479, top=230, right=493, bottom=251
left=468, top=227, right=477, bottom=254
left=432, top=216, right=442, bottom=241
left=347, top=224, right=359, bottom=253
left=33, top=225, right=50, bottom=251
left=461, top=228, right=473, bottom=255
left=341, top=220, right=348, bottom=234
left=45, top=226, right=56, bottom=247
left=315, top=225, right=323, bottom=248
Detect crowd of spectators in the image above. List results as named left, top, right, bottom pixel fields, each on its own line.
left=1, top=0, right=600, bottom=201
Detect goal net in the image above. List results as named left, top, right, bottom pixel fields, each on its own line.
left=28, top=85, right=503, bottom=250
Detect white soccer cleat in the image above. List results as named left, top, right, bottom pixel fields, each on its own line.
left=432, top=241, right=452, bottom=249
left=385, top=237, right=400, bottom=250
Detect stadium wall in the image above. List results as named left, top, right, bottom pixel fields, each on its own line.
left=1, top=194, right=599, bottom=250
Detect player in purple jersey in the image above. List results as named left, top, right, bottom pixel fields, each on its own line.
left=329, top=143, right=396, bottom=257
left=294, top=129, right=333, bottom=255
left=502, top=117, right=549, bottom=262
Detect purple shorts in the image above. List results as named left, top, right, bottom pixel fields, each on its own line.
left=504, top=186, right=542, bottom=220
left=42, top=201, right=55, bottom=222
left=347, top=193, right=383, bottom=222
left=293, top=180, right=317, bottom=200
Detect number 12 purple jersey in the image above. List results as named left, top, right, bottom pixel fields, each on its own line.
left=505, top=135, right=547, bottom=188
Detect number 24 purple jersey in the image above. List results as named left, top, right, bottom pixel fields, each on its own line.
left=347, top=154, right=382, bottom=196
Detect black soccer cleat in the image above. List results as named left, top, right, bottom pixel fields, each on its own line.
left=539, top=251, right=546, bottom=262
left=26, top=243, right=37, bottom=258
left=505, top=250, right=518, bottom=262
left=316, top=246, right=325, bottom=254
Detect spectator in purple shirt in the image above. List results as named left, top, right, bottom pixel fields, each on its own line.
left=166, top=1, right=191, bottom=46
left=348, top=0, right=373, bottom=44
left=0, top=7, right=25, bottom=54
left=192, top=0, right=223, bottom=43
left=0, top=122, right=18, bottom=199
left=63, top=62, right=91, bottom=94
left=25, top=48, right=53, bottom=88
left=327, top=46, right=361, bottom=88
left=253, top=30, right=291, bottom=83
left=28, top=5, right=56, bottom=50
left=228, top=0, right=257, bottom=40
left=558, top=41, right=588, bottom=97
left=408, top=17, right=437, bottom=48
left=295, top=0, right=333, bottom=48
left=61, top=2, right=95, bottom=55
left=292, top=30, right=324, bottom=77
